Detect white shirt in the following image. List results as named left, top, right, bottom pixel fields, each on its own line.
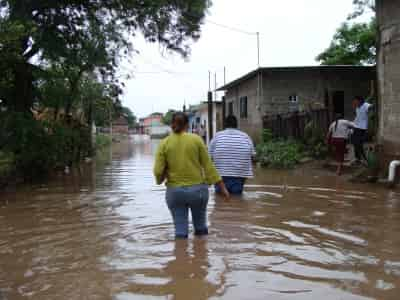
left=209, top=129, right=255, bottom=178
left=354, top=102, right=372, bottom=130
left=329, top=119, right=354, bottom=139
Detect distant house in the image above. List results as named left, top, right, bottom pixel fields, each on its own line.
left=187, top=102, right=223, bottom=143
left=112, top=116, right=129, bottom=134
left=138, top=118, right=145, bottom=134
left=217, top=66, right=375, bottom=142
left=142, top=113, right=163, bottom=135
left=141, top=112, right=170, bottom=138
left=377, top=1, right=400, bottom=163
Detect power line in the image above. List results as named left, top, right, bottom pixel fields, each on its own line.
left=206, top=19, right=258, bottom=36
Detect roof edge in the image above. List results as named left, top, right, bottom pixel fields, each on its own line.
left=216, top=65, right=376, bottom=91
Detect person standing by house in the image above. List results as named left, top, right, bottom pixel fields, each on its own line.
left=198, top=124, right=207, bottom=144
left=208, top=115, right=255, bottom=195
left=352, top=96, right=373, bottom=164
left=153, top=112, right=230, bottom=239
left=326, top=114, right=355, bottom=175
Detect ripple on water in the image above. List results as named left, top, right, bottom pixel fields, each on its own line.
left=0, top=137, right=400, bottom=300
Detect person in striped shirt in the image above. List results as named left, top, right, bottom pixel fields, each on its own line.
left=209, top=115, right=255, bottom=195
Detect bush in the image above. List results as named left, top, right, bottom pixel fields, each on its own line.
left=0, top=151, right=14, bottom=176
left=96, top=133, right=112, bottom=149
left=262, top=129, right=273, bottom=143
left=0, top=112, right=92, bottom=179
left=256, top=139, right=305, bottom=169
left=304, top=120, right=329, bottom=159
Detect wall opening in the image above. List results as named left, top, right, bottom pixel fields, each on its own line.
left=332, top=91, right=345, bottom=116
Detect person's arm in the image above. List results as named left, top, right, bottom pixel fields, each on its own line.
left=153, top=140, right=167, bottom=185
left=215, top=180, right=230, bottom=200
left=198, top=138, right=230, bottom=200
left=326, top=123, right=334, bottom=142
left=345, top=120, right=356, bottom=128
left=249, top=137, right=256, bottom=158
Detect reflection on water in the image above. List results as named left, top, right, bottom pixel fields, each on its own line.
left=0, top=135, right=400, bottom=300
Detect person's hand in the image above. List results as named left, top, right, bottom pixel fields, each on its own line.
left=216, top=180, right=230, bottom=201
left=220, top=186, right=231, bottom=201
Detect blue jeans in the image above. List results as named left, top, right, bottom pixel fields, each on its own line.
left=166, top=184, right=209, bottom=239
left=215, top=177, right=246, bottom=195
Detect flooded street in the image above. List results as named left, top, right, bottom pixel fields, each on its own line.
left=1, top=136, right=400, bottom=300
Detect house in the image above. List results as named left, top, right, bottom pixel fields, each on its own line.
left=142, top=113, right=163, bottom=135
left=217, top=66, right=376, bottom=143
left=138, top=118, right=145, bottom=134
left=140, top=112, right=170, bottom=138
left=112, top=116, right=129, bottom=134
left=377, top=0, right=400, bottom=165
left=187, top=102, right=223, bottom=143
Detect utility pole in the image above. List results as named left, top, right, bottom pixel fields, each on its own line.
left=224, top=66, right=226, bottom=85
left=256, top=32, right=260, bottom=68
left=208, top=71, right=211, bottom=91
left=214, top=72, right=217, bottom=103
left=207, top=71, right=213, bottom=143
left=222, top=66, right=226, bottom=127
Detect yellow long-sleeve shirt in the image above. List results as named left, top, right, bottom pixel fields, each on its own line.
left=153, top=133, right=221, bottom=187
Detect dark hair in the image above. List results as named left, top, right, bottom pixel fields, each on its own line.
left=334, top=113, right=343, bottom=131
left=171, top=111, right=189, bottom=133
left=224, top=115, right=238, bottom=129
left=354, top=96, right=365, bottom=106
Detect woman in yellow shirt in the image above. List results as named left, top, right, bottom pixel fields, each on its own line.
left=154, top=112, right=230, bottom=239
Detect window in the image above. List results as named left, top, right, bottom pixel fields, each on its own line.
left=228, top=102, right=233, bottom=116
left=289, top=94, right=298, bottom=103
left=240, top=96, right=248, bottom=118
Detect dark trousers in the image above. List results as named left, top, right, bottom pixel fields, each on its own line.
left=215, top=177, right=246, bottom=195
left=352, top=128, right=367, bottom=161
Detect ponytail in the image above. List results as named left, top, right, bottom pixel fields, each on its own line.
left=171, top=112, right=189, bottom=133
left=334, top=113, right=342, bottom=132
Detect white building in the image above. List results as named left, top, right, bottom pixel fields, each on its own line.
left=188, top=102, right=223, bottom=144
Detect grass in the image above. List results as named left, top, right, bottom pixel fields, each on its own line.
left=0, top=151, right=14, bottom=180
left=95, top=134, right=112, bottom=150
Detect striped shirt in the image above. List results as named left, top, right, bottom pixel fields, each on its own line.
left=209, top=129, right=255, bottom=178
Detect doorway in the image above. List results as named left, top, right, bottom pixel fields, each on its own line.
left=332, top=91, right=345, bottom=116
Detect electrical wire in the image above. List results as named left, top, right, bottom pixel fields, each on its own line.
left=206, top=19, right=258, bottom=36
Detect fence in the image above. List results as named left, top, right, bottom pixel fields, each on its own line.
left=262, top=109, right=330, bottom=140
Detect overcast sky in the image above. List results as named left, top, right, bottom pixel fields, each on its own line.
left=121, top=0, right=361, bottom=118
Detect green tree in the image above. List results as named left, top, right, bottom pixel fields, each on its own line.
left=121, top=107, right=137, bottom=129
left=0, top=0, right=211, bottom=113
left=348, top=0, right=375, bottom=20
left=162, top=110, right=176, bottom=125
left=316, top=0, right=376, bottom=65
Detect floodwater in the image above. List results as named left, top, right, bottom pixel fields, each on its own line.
left=1, top=136, right=400, bottom=300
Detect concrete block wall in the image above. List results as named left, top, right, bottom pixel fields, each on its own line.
left=224, top=68, right=374, bottom=144
left=225, top=76, right=263, bottom=143
left=261, top=69, right=374, bottom=120
left=377, top=0, right=400, bottom=161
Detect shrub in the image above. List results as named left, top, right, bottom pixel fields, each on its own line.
left=96, top=133, right=112, bottom=149
left=262, top=129, right=273, bottom=143
left=0, top=112, right=92, bottom=179
left=256, top=139, right=305, bottom=169
left=0, top=151, right=14, bottom=177
left=304, top=120, right=329, bottom=159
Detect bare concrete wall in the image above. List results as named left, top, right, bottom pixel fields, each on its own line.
left=225, top=76, right=263, bottom=143
left=224, top=68, right=374, bottom=144
left=261, top=69, right=374, bottom=118
left=377, top=0, right=400, bottom=160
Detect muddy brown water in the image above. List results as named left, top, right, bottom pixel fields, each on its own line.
left=1, top=136, right=400, bottom=300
